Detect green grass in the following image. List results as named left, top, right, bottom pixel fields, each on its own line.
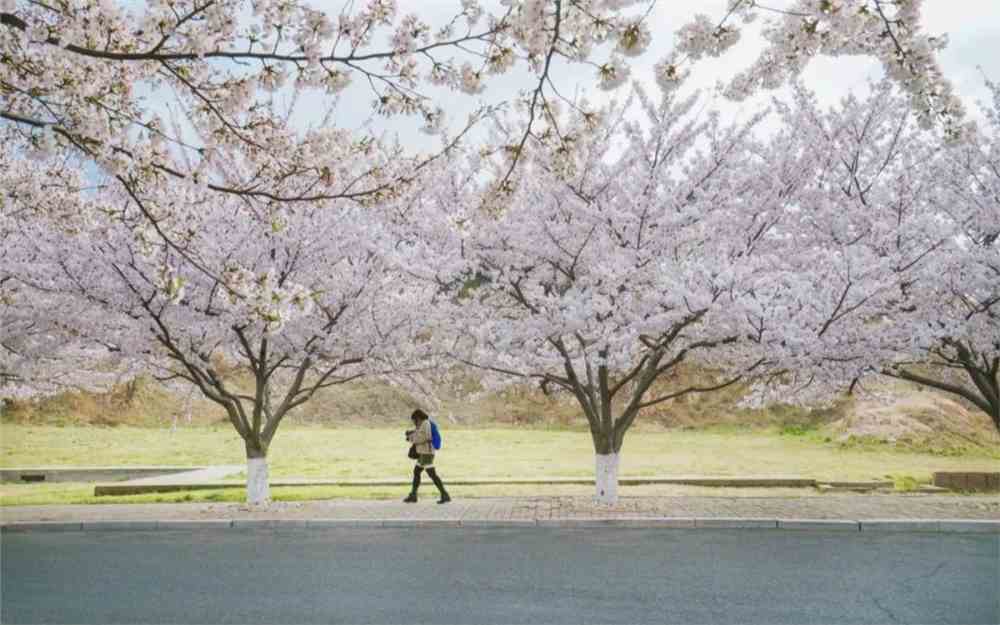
left=0, top=483, right=401, bottom=506
left=778, top=423, right=819, bottom=437
left=3, top=423, right=998, bottom=507
left=2, top=424, right=250, bottom=467
left=887, top=474, right=925, bottom=492
left=0, top=481, right=845, bottom=507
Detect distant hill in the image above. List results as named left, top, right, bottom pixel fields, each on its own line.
left=3, top=367, right=997, bottom=453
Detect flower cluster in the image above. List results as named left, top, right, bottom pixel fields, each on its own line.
left=222, top=267, right=315, bottom=334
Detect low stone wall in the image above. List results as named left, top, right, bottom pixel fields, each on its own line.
left=1, top=467, right=206, bottom=484
left=933, top=472, right=1000, bottom=492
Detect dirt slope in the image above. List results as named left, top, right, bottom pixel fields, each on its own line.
left=3, top=370, right=997, bottom=451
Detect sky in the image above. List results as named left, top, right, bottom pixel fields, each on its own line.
left=645, top=0, right=1000, bottom=106
left=311, top=0, right=1000, bottom=149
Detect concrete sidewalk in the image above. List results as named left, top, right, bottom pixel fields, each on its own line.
left=2, top=494, right=998, bottom=529
left=121, top=465, right=244, bottom=485
left=93, top=474, right=834, bottom=496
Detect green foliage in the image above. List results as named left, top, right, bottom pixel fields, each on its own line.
left=779, top=423, right=818, bottom=437
left=887, top=474, right=924, bottom=492
left=456, top=271, right=492, bottom=300
left=836, top=433, right=1000, bottom=459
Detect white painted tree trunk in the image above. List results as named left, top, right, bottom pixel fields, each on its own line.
left=246, top=456, right=270, bottom=506
left=594, top=453, right=620, bottom=505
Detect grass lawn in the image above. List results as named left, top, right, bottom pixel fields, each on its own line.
left=2, top=423, right=998, bottom=507
left=0, top=482, right=841, bottom=507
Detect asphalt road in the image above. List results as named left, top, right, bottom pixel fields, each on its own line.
left=2, top=528, right=997, bottom=624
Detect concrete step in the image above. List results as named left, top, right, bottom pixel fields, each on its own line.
left=917, top=485, right=951, bottom=493
left=817, top=481, right=894, bottom=489
left=1, top=467, right=212, bottom=484
left=124, top=465, right=244, bottom=485
left=816, top=481, right=895, bottom=493
left=817, top=484, right=894, bottom=494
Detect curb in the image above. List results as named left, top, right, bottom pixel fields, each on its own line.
left=2, top=518, right=997, bottom=533
left=778, top=519, right=861, bottom=531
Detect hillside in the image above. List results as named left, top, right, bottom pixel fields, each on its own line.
left=3, top=368, right=997, bottom=454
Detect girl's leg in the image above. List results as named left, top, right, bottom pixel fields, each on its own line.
left=404, top=465, right=423, bottom=503
left=426, top=467, right=450, bottom=504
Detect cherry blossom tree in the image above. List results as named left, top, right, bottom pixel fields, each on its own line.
left=417, top=86, right=807, bottom=504
left=0, top=128, right=134, bottom=404
left=4, top=142, right=443, bottom=504
left=715, top=0, right=966, bottom=139
left=0, top=1, right=963, bottom=228
left=0, top=282, right=129, bottom=403
left=899, top=79, right=1000, bottom=431
left=2, top=0, right=966, bottom=374
left=745, top=80, right=999, bottom=434
left=739, top=81, right=945, bottom=396
left=0, top=287, right=127, bottom=407
left=0, top=0, right=662, bottom=228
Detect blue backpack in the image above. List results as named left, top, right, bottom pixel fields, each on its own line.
left=430, top=421, right=442, bottom=450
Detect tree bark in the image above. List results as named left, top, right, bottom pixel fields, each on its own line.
left=588, top=361, right=621, bottom=503
left=594, top=452, right=620, bottom=505
left=245, top=441, right=270, bottom=506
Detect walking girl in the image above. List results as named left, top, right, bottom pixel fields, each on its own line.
left=403, top=409, right=450, bottom=504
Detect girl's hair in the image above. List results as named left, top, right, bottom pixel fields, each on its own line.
left=410, top=409, right=430, bottom=422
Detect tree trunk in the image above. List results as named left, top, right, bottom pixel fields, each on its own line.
left=245, top=441, right=270, bottom=506
left=246, top=455, right=270, bottom=505
left=594, top=452, right=620, bottom=505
